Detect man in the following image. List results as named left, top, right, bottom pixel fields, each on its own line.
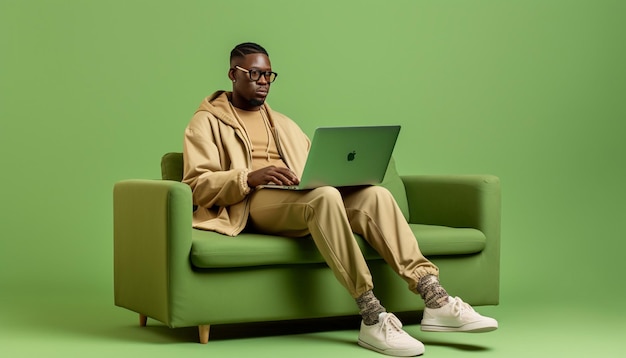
left=183, top=42, right=497, bottom=357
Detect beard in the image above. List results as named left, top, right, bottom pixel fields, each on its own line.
left=248, top=98, right=265, bottom=107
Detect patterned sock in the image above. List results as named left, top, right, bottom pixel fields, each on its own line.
left=356, top=290, right=386, bottom=326
left=416, top=274, right=450, bottom=309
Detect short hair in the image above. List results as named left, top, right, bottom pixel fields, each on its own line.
left=230, top=42, right=269, bottom=63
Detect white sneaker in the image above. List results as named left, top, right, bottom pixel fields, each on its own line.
left=358, top=312, right=425, bottom=357
left=421, top=296, right=498, bottom=333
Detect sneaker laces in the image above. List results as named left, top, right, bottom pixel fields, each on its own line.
left=449, top=296, right=476, bottom=317
left=380, top=313, right=406, bottom=340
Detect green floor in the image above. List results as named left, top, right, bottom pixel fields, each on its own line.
left=1, top=283, right=622, bottom=358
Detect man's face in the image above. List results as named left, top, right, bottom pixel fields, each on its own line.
left=229, top=53, right=272, bottom=110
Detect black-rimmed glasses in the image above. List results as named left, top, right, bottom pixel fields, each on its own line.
left=234, top=66, right=278, bottom=83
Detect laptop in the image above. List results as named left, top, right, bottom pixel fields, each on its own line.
left=258, top=125, right=401, bottom=190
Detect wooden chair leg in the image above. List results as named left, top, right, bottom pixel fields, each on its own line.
left=139, top=314, right=148, bottom=327
left=198, top=325, right=210, bottom=344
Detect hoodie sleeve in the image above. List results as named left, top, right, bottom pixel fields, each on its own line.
left=182, top=112, right=251, bottom=209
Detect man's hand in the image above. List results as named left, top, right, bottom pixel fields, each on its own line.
left=247, top=166, right=300, bottom=188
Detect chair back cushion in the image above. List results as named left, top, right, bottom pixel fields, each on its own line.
left=161, top=152, right=409, bottom=220
left=161, top=152, right=184, bottom=181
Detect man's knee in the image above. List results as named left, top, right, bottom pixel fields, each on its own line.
left=367, top=185, right=393, bottom=196
left=304, top=186, right=347, bottom=220
left=361, top=185, right=396, bottom=203
left=311, top=186, right=343, bottom=201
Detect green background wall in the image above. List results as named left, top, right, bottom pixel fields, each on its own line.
left=1, top=0, right=625, bottom=353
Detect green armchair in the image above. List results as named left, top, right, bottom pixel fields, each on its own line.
left=113, top=153, right=501, bottom=343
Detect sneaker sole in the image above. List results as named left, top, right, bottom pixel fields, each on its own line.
left=421, top=321, right=498, bottom=333
left=358, top=339, right=425, bottom=356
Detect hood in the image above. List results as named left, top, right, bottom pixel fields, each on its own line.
left=195, top=91, right=239, bottom=127
left=196, top=90, right=281, bottom=131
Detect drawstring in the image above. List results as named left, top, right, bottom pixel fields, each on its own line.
left=260, top=108, right=272, bottom=161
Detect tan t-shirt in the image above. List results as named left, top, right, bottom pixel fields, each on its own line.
left=233, top=107, right=288, bottom=171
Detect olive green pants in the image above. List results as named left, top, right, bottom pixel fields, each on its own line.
left=248, top=185, right=439, bottom=299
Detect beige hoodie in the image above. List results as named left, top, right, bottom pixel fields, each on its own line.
left=183, top=91, right=311, bottom=235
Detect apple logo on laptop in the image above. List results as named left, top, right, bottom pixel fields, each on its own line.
left=347, top=150, right=356, bottom=161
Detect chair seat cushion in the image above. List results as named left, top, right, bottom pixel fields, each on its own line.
left=190, top=224, right=486, bottom=269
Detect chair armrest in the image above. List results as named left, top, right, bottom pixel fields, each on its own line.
left=113, top=179, right=192, bottom=323
left=401, top=174, right=501, bottom=234
left=403, top=175, right=502, bottom=304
